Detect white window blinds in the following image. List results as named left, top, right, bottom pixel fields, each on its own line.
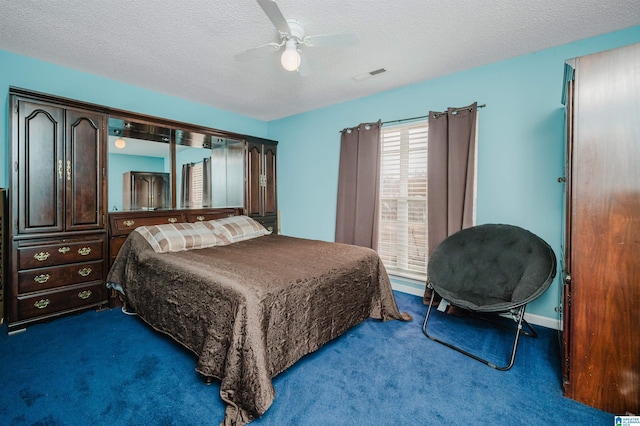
left=378, top=121, right=428, bottom=280
left=190, top=162, right=204, bottom=208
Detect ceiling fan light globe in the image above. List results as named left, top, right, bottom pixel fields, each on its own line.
left=281, top=47, right=301, bottom=71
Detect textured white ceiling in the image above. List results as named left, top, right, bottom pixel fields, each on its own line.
left=1, top=0, right=639, bottom=120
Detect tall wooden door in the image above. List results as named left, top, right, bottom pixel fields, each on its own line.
left=246, top=143, right=262, bottom=216
left=65, top=108, right=105, bottom=231
left=15, top=100, right=65, bottom=235
left=565, top=42, right=640, bottom=414
left=246, top=140, right=277, bottom=217
left=262, top=144, right=277, bottom=217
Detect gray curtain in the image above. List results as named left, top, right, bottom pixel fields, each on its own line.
left=335, top=121, right=381, bottom=249
left=426, top=103, right=477, bottom=299
left=181, top=163, right=192, bottom=208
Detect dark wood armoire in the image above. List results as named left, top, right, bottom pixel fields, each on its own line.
left=7, top=90, right=109, bottom=333
left=562, top=42, right=640, bottom=414
left=245, top=136, right=278, bottom=232
left=122, top=171, right=171, bottom=210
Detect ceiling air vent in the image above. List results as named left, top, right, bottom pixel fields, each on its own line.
left=351, top=68, right=387, bottom=82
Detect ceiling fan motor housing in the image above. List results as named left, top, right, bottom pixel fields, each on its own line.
left=283, top=19, right=305, bottom=44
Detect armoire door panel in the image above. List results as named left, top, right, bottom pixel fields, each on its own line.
left=18, top=101, right=64, bottom=234
left=150, top=175, right=169, bottom=209
left=133, top=175, right=152, bottom=209
left=263, top=147, right=277, bottom=216
left=247, top=145, right=261, bottom=216
left=565, top=42, right=640, bottom=415
left=65, top=109, right=104, bottom=231
left=123, top=172, right=170, bottom=210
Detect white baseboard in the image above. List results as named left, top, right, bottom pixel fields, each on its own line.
left=391, top=281, right=425, bottom=298
left=391, top=282, right=561, bottom=331
left=523, top=312, right=561, bottom=330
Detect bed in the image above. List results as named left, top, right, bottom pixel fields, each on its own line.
left=106, top=216, right=411, bottom=425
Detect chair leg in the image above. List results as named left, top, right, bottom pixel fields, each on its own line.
left=422, top=298, right=528, bottom=371
left=471, top=310, right=538, bottom=338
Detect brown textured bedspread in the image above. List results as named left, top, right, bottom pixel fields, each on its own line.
left=107, top=232, right=411, bottom=425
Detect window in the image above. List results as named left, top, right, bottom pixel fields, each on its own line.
left=190, top=161, right=204, bottom=207
left=377, top=121, right=428, bottom=281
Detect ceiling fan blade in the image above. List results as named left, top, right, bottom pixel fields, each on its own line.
left=256, top=0, right=291, bottom=34
left=297, top=52, right=311, bottom=77
left=304, top=33, right=359, bottom=47
left=234, top=42, right=281, bottom=62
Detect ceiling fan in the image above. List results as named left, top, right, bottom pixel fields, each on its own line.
left=235, top=0, right=359, bottom=76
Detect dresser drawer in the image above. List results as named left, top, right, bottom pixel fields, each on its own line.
left=18, top=260, right=103, bottom=293
left=186, top=211, right=236, bottom=222
left=17, top=282, right=105, bottom=320
left=110, top=214, right=185, bottom=235
left=18, top=237, right=104, bottom=269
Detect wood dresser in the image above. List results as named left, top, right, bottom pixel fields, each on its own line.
left=8, top=90, right=109, bottom=333
left=107, top=207, right=245, bottom=266
left=5, top=87, right=278, bottom=332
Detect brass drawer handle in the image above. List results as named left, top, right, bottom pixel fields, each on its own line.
left=168, top=217, right=177, bottom=223
left=123, top=220, right=135, bottom=227
left=34, top=299, right=50, bottom=309
left=34, top=252, right=50, bottom=261
left=34, top=274, right=50, bottom=284
left=78, top=247, right=92, bottom=256
left=66, top=160, right=72, bottom=181
left=58, top=246, right=71, bottom=254
left=78, top=267, right=92, bottom=277
left=196, top=215, right=205, bottom=221
left=58, top=160, right=63, bottom=179
left=78, top=290, right=92, bottom=300
left=267, top=226, right=273, bottom=232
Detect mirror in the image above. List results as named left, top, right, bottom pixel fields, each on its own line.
left=176, top=131, right=245, bottom=209
left=108, top=117, right=172, bottom=212
left=108, top=116, right=246, bottom=212
left=210, top=138, right=245, bottom=208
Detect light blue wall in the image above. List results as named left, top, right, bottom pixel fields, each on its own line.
left=0, top=50, right=269, bottom=187
left=2, top=26, right=640, bottom=323
left=268, top=26, right=640, bottom=320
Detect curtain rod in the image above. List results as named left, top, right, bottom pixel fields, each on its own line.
left=382, top=103, right=486, bottom=126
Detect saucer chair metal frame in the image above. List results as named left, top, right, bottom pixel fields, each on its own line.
left=421, top=224, right=557, bottom=371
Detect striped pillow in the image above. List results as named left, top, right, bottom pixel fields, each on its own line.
left=206, top=215, right=271, bottom=243
left=135, top=221, right=230, bottom=253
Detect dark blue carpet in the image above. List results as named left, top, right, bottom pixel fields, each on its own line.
left=0, top=292, right=612, bottom=425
